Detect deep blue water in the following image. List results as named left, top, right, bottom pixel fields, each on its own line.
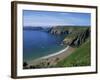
left=23, top=29, right=66, bottom=62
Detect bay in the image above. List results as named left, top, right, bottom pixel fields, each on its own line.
left=23, top=29, right=66, bottom=62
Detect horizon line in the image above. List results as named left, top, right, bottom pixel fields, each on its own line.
left=23, top=25, right=91, bottom=27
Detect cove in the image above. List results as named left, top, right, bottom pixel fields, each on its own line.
left=23, top=29, right=66, bottom=62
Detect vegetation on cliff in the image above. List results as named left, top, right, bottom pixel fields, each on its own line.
left=56, top=39, right=90, bottom=67
left=23, top=26, right=91, bottom=69
left=49, top=26, right=90, bottom=47
left=49, top=26, right=91, bottom=67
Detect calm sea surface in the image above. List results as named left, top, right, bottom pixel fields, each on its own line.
left=23, top=29, right=66, bottom=62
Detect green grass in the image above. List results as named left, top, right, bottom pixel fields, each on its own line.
left=53, top=26, right=90, bottom=31
left=56, top=39, right=91, bottom=67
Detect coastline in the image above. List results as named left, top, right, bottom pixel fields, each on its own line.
left=39, top=46, right=69, bottom=59
left=27, top=46, right=75, bottom=67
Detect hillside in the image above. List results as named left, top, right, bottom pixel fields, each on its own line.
left=56, top=39, right=90, bottom=67
left=23, top=26, right=91, bottom=69
left=49, top=26, right=90, bottom=47
left=49, top=26, right=91, bottom=67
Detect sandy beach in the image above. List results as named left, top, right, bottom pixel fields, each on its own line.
left=26, top=46, right=75, bottom=68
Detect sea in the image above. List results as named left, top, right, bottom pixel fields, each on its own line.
left=23, top=28, right=66, bottom=62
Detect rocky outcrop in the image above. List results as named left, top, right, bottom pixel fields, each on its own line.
left=49, top=26, right=69, bottom=35
left=48, top=26, right=90, bottom=47
left=69, top=28, right=90, bottom=47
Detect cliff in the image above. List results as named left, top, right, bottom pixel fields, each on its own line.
left=49, top=26, right=69, bottom=35
left=68, top=28, right=90, bottom=47
left=49, top=26, right=90, bottom=47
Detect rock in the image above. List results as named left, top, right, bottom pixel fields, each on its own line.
left=48, top=26, right=90, bottom=47
left=69, top=28, right=90, bottom=47
left=49, top=26, right=69, bottom=35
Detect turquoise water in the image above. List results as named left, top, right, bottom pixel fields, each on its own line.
left=23, top=29, right=66, bottom=62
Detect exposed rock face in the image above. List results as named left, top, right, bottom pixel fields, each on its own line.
left=63, top=38, right=73, bottom=45
left=49, top=26, right=90, bottom=47
left=49, top=26, right=69, bottom=35
left=69, top=28, right=90, bottom=47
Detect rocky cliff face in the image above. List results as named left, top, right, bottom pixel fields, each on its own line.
left=49, top=26, right=90, bottom=47
left=64, top=28, right=90, bottom=47
left=49, top=26, right=69, bottom=35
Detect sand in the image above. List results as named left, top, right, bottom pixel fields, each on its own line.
left=27, top=46, right=75, bottom=68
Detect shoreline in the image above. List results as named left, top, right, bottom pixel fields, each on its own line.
left=38, top=46, right=69, bottom=60
left=26, top=45, right=75, bottom=68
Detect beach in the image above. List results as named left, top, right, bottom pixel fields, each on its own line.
left=27, top=46, right=75, bottom=68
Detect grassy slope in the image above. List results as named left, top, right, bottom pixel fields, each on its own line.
left=57, top=39, right=90, bottom=67
left=53, top=26, right=89, bottom=32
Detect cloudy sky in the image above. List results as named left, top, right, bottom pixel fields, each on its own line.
left=23, top=10, right=91, bottom=27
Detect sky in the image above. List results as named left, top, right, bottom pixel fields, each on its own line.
left=23, top=10, right=91, bottom=27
